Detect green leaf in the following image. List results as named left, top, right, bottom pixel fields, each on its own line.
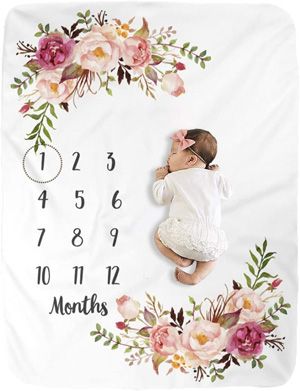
left=211, top=375, right=216, bottom=382
left=249, top=250, right=259, bottom=266
left=10, top=84, right=18, bottom=89
left=90, top=331, right=98, bottom=336
left=125, top=347, right=132, bottom=353
left=103, top=340, right=111, bottom=346
left=253, top=280, right=267, bottom=290
left=77, top=12, right=85, bottom=18
left=251, top=359, right=257, bottom=368
left=203, top=56, right=211, bottom=61
left=271, top=314, right=279, bottom=321
left=14, top=77, right=22, bottom=84
left=106, top=88, right=113, bottom=96
left=46, top=116, right=55, bottom=129
left=35, top=102, right=48, bottom=111
left=200, top=61, right=205, bottom=69
left=26, top=113, right=42, bottom=120
left=188, top=53, right=193, bottom=59
left=190, top=46, right=198, bottom=52
left=38, top=23, right=43, bottom=31
left=85, top=10, right=91, bottom=17
left=279, top=297, right=284, bottom=305
left=111, top=343, right=118, bottom=350
left=49, top=104, right=58, bottom=118
left=279, top=308, right=287, bottom=315
left=17, top=87, right=22, bottom=96
left=258, top=360, right=264, bottom=369
left=247, top=262, right=256, bottom=276
left=35, top=32, right=43, bottom=37
left=263, top=238, right=267, bottom=252
left=183, top=42, right=190, bottom=49
left=189, top=296, right=195, bottom=305
left=43, top=127, right=52, bottom=141
left=199, top=50, right=207, bottom=57
left=45, top=24, right=50, bottom=33
left=259, top=355, right=267, bottom=360
left=243, top=273, right=252, bottom=288
left=258, top=272, right=277, bottom=279
left=180, top=48, right=185, bottom=56
left=95, top=335, right=101, bottom=342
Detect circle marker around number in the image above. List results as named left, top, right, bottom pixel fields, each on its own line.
left=22, top=144, right=63, bottom=183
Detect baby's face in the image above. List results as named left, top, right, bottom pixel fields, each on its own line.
left=167, top=141, right=190, bottom=172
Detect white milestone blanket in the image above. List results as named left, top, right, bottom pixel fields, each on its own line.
left=0, top=2, right=298, bottom=388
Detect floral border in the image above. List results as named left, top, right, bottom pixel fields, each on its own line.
left=90, top=239, right=290, bottom=382
left=11, top=9, right=211, bottom=152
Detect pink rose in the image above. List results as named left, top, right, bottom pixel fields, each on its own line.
left=150, top=324, right=180, bottom=356
left=180, top=320, right=226, bottom=366
left=36, top=33, right=75, bottom=70
left=226, top=322, right=265, bottom=359
left=226, top=288, right=265, bottom=322
left=36, top=69, right=75, bottom=104
left=116, top=295, right=140, bottom=320
left=161, top=73, right=185, bottom=97
left=73, top=25, right=122, bottom=72
left=121, top=36, right=152, bottom=72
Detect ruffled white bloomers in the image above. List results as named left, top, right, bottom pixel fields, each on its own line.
left=157, top=217, right=228, bottom=262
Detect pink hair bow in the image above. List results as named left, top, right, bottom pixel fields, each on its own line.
left=171, top=129, right=195, bottom=151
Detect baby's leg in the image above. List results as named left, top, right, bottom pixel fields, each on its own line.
left=154, top=231, right=194, bottom=267
left=175, top=260, right=216, bottom=285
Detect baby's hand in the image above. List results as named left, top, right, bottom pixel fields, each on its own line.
left=208, top=164, right=220, bottom=171
left=155, top=165, right=169, bottom=180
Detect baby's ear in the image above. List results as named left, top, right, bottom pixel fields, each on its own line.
left=187, top=154, right=198, bottom=166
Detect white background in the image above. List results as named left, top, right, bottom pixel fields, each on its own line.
left=0, top=0, right=299, bottom=390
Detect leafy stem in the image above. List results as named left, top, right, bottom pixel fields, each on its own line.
left=243, top=239, right=277, bottom=290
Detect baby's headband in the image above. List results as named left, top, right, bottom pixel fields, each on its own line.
left=170, top=129, right=207, bottom=164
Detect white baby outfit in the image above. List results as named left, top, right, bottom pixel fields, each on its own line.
left=153, top=167, right=232, bottom=261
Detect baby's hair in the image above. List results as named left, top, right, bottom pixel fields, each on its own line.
left=185, top=129, right=217, bottom=169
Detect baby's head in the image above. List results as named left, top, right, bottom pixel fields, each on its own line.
left=167, top=129, right=217, bottom=172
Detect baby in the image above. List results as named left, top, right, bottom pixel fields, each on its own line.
left=152, top=128, right=232, bottom=285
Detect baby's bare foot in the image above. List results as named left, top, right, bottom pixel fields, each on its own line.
left=175, top=267, right=202, bottom=285
left=177, top=257, right=194, bottom=267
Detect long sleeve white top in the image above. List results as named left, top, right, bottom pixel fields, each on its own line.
left=152, top=167, right=232, bottom=227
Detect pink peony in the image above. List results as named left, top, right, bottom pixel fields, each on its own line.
left=226, top=322, right=265, bottom=359
left=121, top=36, right=152, bottom=72
left=180, top=319, right=226, bottom=366
left=36, top=33, right=75, bottom=70
left=150, top=324, right=180, bottom=356
left=226, top=288, right=265, bottom=322
left=116, top=295, right=140, bottom=320
left=73, top=25, right=122, bottom=73
left=36, top=69, right=75, bottom=104
left=161, top=73, right=185, bottom=97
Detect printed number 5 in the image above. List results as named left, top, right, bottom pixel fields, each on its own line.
left=75, top=190, right=85, bottom=209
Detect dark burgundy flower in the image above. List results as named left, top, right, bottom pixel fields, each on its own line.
left=36, top=33, right=75, bottom=70
left=226, top=322, right=265, bottom=359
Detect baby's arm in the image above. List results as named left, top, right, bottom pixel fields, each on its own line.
left=217, top=171, right=233, bottom=200
left=152, top=166, right=174, bottom=205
